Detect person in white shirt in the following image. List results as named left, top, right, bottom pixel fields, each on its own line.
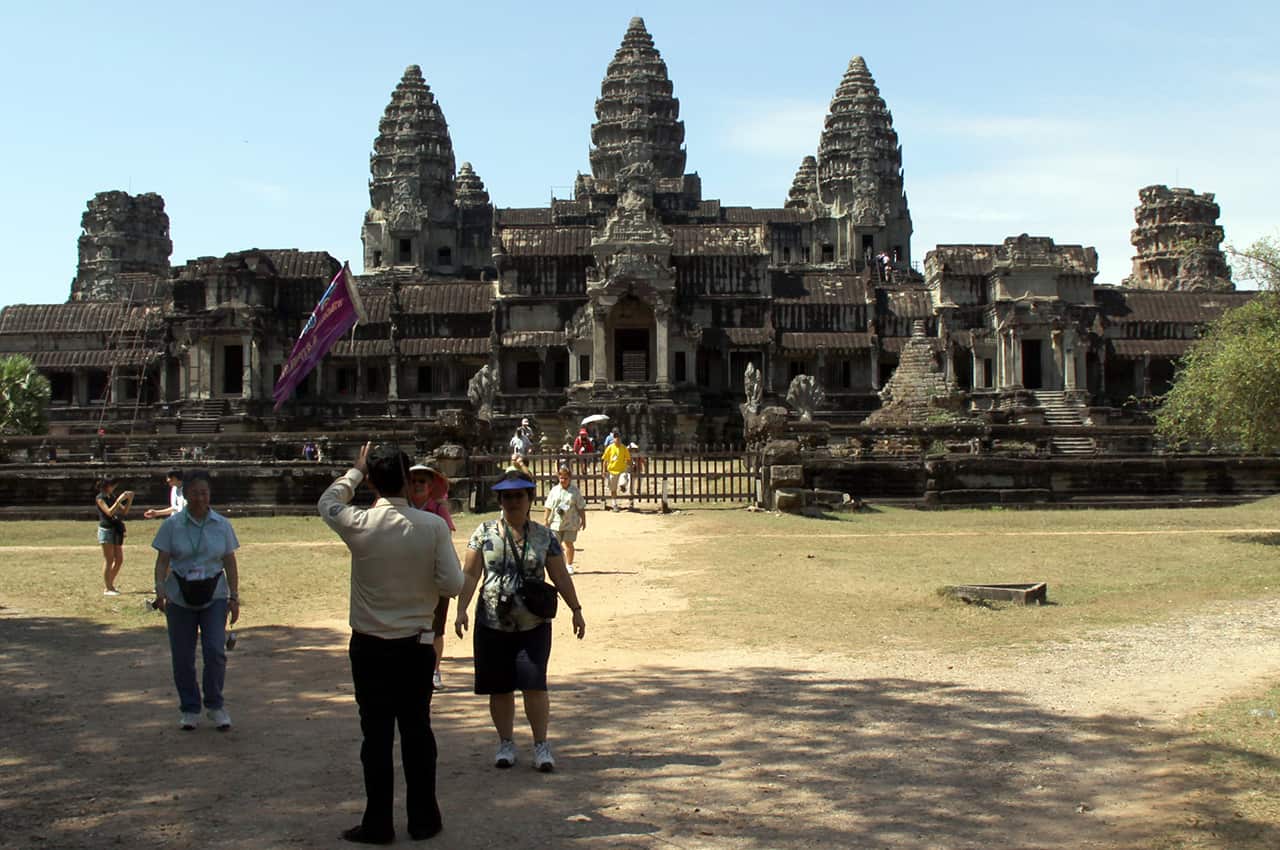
left=319, top=442, right=464, bottom=845
left=144, top=469, right=186, bottom=519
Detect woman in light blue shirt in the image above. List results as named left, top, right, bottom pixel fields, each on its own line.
left=151, top=470, right=241, bottom=731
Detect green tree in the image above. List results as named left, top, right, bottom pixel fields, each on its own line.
left=0, top=354, right=52, bottom=435
left=1157, top=235, right=1280, bottom=452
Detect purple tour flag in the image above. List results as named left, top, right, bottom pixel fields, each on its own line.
left=272, top=264, right=366, bottom=410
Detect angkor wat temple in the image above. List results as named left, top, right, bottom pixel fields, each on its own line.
left=0, top=17, right=1251, bottom=448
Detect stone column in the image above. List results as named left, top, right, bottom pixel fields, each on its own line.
left=870, top=343, right=881, bottom=390
left=1140, top=355, right=1151, bottom=397
left=388, top=355, right=399, bottom=401
left=1010, top=331, right=1023, bottom=388
left=159, top=360, right=170, bottom=402
left=1064, top=330, right=1079, bottom=391
left=356, top=361, right=365, bottom=401
left=241, top=339, right=254, bottom=400
left=654, top=302, right=670, bottom=385
left=538, top=349, right=550, bottom=391
left=1050, top=330, right=1064, bottom=391
left=591, top=306, right=608, bottom=383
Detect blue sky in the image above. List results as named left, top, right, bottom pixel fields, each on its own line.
left=1, top=0, right=1276, bottom=309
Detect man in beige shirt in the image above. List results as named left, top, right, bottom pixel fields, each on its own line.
left=319, top=442, right=463, bottom=845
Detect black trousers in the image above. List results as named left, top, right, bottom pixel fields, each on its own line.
left=349, top=631, right=441, bottom=836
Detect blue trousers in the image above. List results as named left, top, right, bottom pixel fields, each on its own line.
left=165, top=599, right=227, bottom=713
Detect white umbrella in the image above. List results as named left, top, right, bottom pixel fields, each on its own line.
left=580, top=414, right=610, bottom=426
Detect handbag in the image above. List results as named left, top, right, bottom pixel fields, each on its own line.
left=174, top=571, right=223, bottom=607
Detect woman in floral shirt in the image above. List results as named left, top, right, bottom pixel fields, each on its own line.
left=455, top=468, right=585, bottom=773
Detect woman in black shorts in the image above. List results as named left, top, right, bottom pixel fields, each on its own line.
left=455, top=468, right=585, bottom=772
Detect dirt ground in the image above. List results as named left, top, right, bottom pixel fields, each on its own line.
left=2, top=509, right=1280, bottom=849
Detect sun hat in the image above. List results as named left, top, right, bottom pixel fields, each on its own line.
left=409, top=461, right=449, bottom=490
left=492, top=466, right=536, bottom=491
left=578, top=427, right=588, bottom=434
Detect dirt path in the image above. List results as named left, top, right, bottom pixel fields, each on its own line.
left=2, top=510, right=1279, bottom=849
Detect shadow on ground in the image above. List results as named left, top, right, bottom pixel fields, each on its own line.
left=1, top=613, right=1274, bottom=849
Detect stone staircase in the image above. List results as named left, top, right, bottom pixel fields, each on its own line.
left=1030, top=390, right=1094, bottom=455
left=178, top=399, right=226, bottom=434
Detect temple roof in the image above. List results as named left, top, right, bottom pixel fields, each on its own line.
left=589, top=17, right=686, bottom=181
left=496, top=208, right=553, bottom=226
left=24, top=348, right=164, bottom=369
left=1097, top=289, right=1254, bottom=323
left=500, top=330, right=566, bottom=348
left=498, top=226, right=595, bottom=256
left=786, top=156, right=818, bottom=209
left=669, top=225, right=765, bottom=255
left=455, top=162, right=490, bottom=208
left=399, top=337, right=490, bottom=356
left=780, top=331, right=872, bottom=352
left=0, top=302, right=161, bottom=335
left=397, top=282, right=493, bottom=314
left=1110, top=339, right=1197, bottom=358
left=772, top=271, right=868, bottom=304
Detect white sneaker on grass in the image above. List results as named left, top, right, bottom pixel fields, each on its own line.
left=494, top=738, right=517, bottom=768
left=179, top=712, right=199, bottom=730
left=432, top=670, right=443, bottom=690
left=533, top=741, right=555, bottom=772
left=206, top=707, right=232, bottom=730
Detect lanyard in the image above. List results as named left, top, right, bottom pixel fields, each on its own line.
left=184, top=514, right=209, bottom=563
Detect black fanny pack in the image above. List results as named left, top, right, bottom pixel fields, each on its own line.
left=175, top=572, right=223, bottom=607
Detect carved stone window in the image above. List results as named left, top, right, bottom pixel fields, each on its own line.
left=417, top=365, right=434, bottom=394
left=437, top=246, right=452, bottom=267
left=578, top=354, right=590, bottom=382
left=397, top=239, right=412, bottom=264
left=674, top=351, right=687, bottom=383
left=373, top=251, right=383, bottom=268
left=821, top=244, right=835, bottom=263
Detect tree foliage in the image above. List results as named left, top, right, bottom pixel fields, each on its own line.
left=0, top=354, right=52, bottom=436
left=1157, top=235, right=1280, bottom=452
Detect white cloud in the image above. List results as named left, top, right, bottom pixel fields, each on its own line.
left=717, top=99, right=827, bottom=156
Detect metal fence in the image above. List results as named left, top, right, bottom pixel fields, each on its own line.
left=469, top=447, right=760, bottom=507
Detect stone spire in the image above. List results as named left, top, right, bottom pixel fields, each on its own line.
left=786, top=156, right=818, bottom=209
left=1125, top=185, right=1232, bottom=292
left=363, top=66, right=458, bottom=271
left=816, top=56, right=910, bottom=233
left=588, top=17, right=687, bottom=182
left=73, top=191, right=172, bottom=302
left=455, top=162, right=490, bottom=208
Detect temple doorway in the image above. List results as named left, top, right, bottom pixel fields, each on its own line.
left=1021, top=339, right=1043, bottom=389
left=608, top=296, right=655, bottom=383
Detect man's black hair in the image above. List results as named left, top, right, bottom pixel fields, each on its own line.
left=183, top=469, right=211, bottom=487
left=166, top=468, right=183, bottom=481
left=368, top=444, right=411, bottom=496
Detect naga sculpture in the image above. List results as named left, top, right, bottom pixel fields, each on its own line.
left=786, top=374, right=825, bottom=423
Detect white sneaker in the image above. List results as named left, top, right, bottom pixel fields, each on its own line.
left=533, top=741, right=555, bottom=772
left=206, top=707, right=232, bottom=730
left=179, top=712, right=200, bottom=730
left=432, top=670, right=443, bottom=690
left=494, top=738, right=517, bottom=768
left=103, top=589, right=121, bottom=597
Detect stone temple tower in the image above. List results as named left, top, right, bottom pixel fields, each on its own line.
left=588, top=17, right=687, bottom=182
left=814, top=57, right=913, bottom=265
left=72, top=191, right=172, bottom=302
left=362, top=65, right=458, bottom=274
left=1125, top=185, right=1232, bottom=292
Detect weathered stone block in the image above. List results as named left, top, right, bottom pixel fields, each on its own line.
left=774, top=488, right=804, bottom=512
left=769, top=464, right=804, bottom=488
left=762, top=439, right=801, bottom=466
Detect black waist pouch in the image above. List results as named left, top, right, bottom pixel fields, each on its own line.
left=175, top=572, right=223, bottom=607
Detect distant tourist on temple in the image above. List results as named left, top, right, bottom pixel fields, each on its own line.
left=150, top=470, right=240, bottom=732
left=543, top=465, right=587, bottom=574
left=455, top=467, right=585, bottom=773
left=95, top=476, right=134, bottom=596
left=144, top=469, right=187, bottom=520
left=510, top=418, right=534, bottom=459
left=409, top=460, right=456, bottom=691
left=601, top=437, right=632, bottom=512
left=302, top=440, right=318, bottom=461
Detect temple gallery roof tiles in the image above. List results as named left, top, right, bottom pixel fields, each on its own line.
left=884, top=289, right=934, bottom=318
left=397, top=283, right=493, bottom=314
left=780, top=332, right=872, bottom=352
left=1110, top=339, right=1197, bottom=358
left=496, top=208, right=553, bottom=226
left=723, top=327, right=774, bottom=346
left=329, top=339, right=393, bottom=358
left=399, top=337, right=491, bottom=356
left=499, top=226, right=595, bottom=255
left=772, top=271, right=868, bottom=304
left=1098, top=289, right=1255, bottom=323
left=500, top=330, right=567, bottom=348
left=722, top=207, right=810, bottom=224
left=25, top=348, right=164, bottom=369
left=880, top=336, right=943, bottom=353
left=257, top=250, right=341, bottom=279
left=0, top=303, right=162, bottom=334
